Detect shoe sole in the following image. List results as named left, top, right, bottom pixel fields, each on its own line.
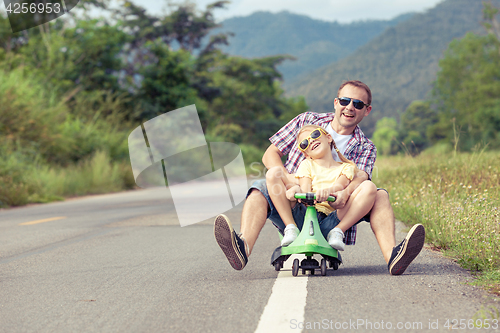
left=214, top=214, right=246, bottom=270
left=389, top=224, right=425, bottom=275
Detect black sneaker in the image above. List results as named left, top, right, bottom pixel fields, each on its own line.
left=214, top=214, right=248, bottom=270
left=388, top=224, right=425, bottom=275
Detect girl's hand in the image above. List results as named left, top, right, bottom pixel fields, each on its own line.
left=315, top=188, right=330, bottom=203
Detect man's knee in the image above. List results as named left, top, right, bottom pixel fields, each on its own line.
left=265, top=166, right=283, bottom=182
left=247, top=188, right=269, bottom=205
left=376, top=188, right=390, bottom=204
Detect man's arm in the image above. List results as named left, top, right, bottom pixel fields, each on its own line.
left=329, top=169, right=369, bottom=210
left=262, top=144, right=287, bottom=174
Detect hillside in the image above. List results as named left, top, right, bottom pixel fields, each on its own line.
left=213, top=11, right=414, bottom=81
left=286, top=0, right=499, bottom=137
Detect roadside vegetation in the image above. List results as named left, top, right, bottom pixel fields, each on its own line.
left=368, top=2, right=500, bottom=292
left=0, top=1, right=305, bottom=207
left=375, top=150, right=500, bottom=293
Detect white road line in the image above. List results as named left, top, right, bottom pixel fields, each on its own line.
left=255, top=254, right=308, bottom=333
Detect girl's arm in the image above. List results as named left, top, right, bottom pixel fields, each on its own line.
left=298, top=176, right=312, bottom=193
left=285, top=177, right=312, bottom=203
left=315, top=175, right=350, bottom=203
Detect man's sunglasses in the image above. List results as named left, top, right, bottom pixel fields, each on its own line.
left=337, top=97, right=369, bottom=110
left=298, top=128, right=327, bottom=151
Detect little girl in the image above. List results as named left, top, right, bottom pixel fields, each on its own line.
left=266, top=125, right=377, bottom=250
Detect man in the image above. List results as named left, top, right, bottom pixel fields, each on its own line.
left=214, top=80, right=425, bottom=275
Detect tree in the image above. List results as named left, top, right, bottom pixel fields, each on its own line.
left=399, top=100, right=437, bottom=153
left=371, top=117, right=398, bottom=155
left=204, top=54, right=297, bottom=145
left=136, top=41, right=198, bottom=120
left=10, top=19, right=129, bottom=95
left=430, top=31, right=500, bottom=150
left=429, top=1, right=500, bottom=151
left=163, top=1, right=229, bottom=52
left=483, top=1, right=500, bottom=45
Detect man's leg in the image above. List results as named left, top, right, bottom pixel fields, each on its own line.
left=214, top=179, right=305, bottom=270
left=369, top=190, right=396, bottom=263
left=370, top=189, right=425, bottom=275
left=215, top=178, right=283, bottom=270
left=214, top=189, right=268, bottom=270
left=240, top=189, right=269, bottom=256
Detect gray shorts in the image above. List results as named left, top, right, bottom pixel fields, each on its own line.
left=247, top=179, right=371, bottom=239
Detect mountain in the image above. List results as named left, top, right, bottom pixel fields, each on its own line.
left=212, top=11, right=414, bottom=81
left=286, top=0, right=499, bottom=137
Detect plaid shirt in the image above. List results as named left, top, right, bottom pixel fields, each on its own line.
left=269, top=112, right=377, bottom=245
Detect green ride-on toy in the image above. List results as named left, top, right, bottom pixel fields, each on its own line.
left=271, top=192, right=342, bottom=276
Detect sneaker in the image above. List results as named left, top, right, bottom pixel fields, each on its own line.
left=214, top=214, right=248, bottom=270
left=388, top=224, right=425, bottom=275
left=327, top=227, right=345, bottom=251
left=281, top=224, right=299, bottom=246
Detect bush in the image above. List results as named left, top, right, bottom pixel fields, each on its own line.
left=0, top=150, right=40, bottom=207
left=0, top=68, right=67, bottom=158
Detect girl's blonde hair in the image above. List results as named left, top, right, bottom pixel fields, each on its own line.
left=297, top=125, right=358, bottom=170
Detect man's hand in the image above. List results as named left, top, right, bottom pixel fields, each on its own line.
left=286, top=185, right=300, bottom=202
left=329, top=189, right=349, bottom=210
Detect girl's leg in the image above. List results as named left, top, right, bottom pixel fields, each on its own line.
left=266, top=167, right=300, bottom=246
left=327, top=180, right=377, bottom=250
left=336, top=180, right=377, bottom=232
left=266, top=167, right=298, bottom=227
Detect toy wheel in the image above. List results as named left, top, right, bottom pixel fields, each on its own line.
left=292, top=259, right=299, bottom=276
left=310, top=269, right=315, bottom=275
left=280, top=261, right=284, bottom=268
left=274, top=262, right=281, bottom=271
left=321, top=259, right=327, bottom=276
left=302, top=268, right=306, bottom=275
left=332, top=262, right=339, bottom=270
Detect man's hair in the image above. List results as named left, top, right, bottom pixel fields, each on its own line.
left=337, top=80, right=372, bottom=106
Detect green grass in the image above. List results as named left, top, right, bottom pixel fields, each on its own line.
left=0, top=67, right=135, bottom=207
left=375, top=150, right=500, bottom=293
left=32, top=150, right=134, bottom=198
left=0, top=150, right=135, bottom=208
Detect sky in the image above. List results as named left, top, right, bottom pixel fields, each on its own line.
left=137, top=0, right=445, bottom=23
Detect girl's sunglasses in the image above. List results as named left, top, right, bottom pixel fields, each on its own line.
left=337, top=97, right=369, bottom=110
left=298, top=128, right=327, bottom=151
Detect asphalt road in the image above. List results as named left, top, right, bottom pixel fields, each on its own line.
left=0, top=186, right=498, bottom=333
